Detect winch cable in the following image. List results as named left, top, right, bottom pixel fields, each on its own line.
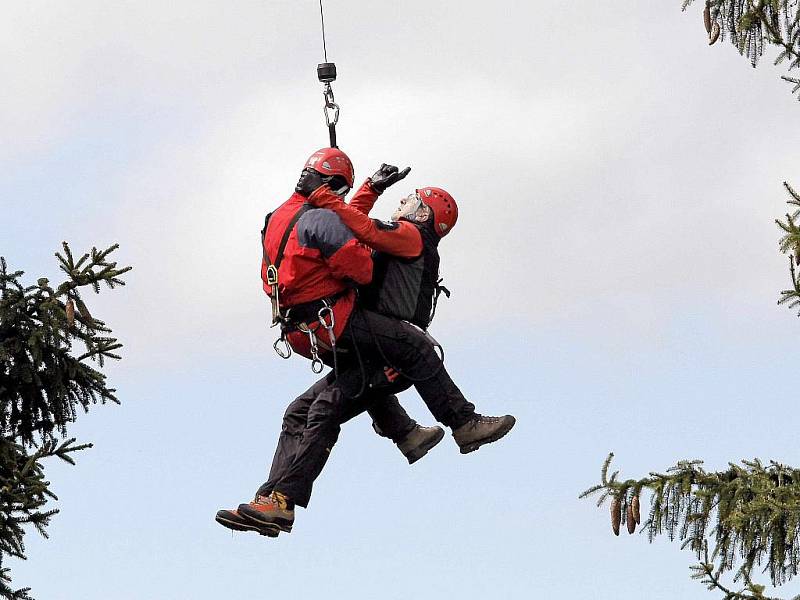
left=316, top=0, right=340, bottom=148
left=319, top=0, right=329, bottom=63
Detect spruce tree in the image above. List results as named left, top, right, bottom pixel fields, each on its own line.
left=581, top=4, right=800, bottom=599
left=0, top=243, right=130, bottom=600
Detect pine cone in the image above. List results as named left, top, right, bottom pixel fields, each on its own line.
left=66, top=299, right=75, bottom=327
left=632, top=495, right=641, bottom=524
left=611, top=498, right=621, bottom=536
left=626, top=504, right=636, bottom=534
left=709, top=22, right=720, bottom=45
left=703, top=3, right=712, bottom=34
left=76, top=298, right=93, bottom=324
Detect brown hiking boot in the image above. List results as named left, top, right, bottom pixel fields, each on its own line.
left=397, top=425, right=445, bottom=464
left=215, top=508, right=280, bottom=537
left=452, top=414, right=516, bottom=454
left=237, top=491, right=295, bottom=533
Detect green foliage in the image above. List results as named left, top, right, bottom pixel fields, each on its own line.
left=777, top=182, right=800, bottom=313
left=682, top=0, right=800, bottom=99
left=581, top=454, right=800, bottom=600
left=0, top=243, right=130, bottom=599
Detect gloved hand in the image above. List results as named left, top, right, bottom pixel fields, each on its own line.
left=368, top=163, right=411, bottom=194
left=295, top=168, right=326, bottom=197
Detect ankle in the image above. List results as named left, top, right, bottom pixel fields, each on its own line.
left=273, top=490, right=295, bottom=509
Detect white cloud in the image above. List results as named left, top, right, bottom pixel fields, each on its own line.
left=2, top=0, right=796, bottom=368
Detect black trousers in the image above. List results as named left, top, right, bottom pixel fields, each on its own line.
left=256, top=372, right=417, bottom=503
left=269, top=309, right=476, bottom=507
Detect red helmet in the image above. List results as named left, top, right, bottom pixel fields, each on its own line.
left=303, top=148, right=354, bottom=188
left=418, top=187, right=458, bottom=237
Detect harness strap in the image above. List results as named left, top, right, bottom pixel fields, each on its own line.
left=262, top=203, right=312, bottom=272
left=429, top=278, right=451, bottom=325
left=262, top=203, right=313, bottom=326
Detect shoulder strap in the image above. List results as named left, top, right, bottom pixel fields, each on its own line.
left=262, top=204, right=312, bottom=270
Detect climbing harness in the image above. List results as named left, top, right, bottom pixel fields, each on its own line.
left=317, top=0, right=340, bottom=148
left=261, top=203, right=344, bottom=375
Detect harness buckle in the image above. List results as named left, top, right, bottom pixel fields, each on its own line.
left=266, top=265, right=279, bottom=286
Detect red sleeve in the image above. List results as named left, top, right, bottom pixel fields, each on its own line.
left=326, top=238, right=373, bottom=285
left=308, top=186, right=423, bottom=258
left=348, top=179, right=379, bottom=214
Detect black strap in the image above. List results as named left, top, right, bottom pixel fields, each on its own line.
left=262, top=204, right=312, bottom=272
left=329, top=123, right=337, bottom=148
left=429, top=278, right=451, bottom=325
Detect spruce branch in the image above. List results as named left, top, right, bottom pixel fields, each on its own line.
left=776, top=182, right=800, bottom=314
left=690, top=547, right=786, bottom=600
left=582, top=454, right=800, bottom=599
left=682, top=1, right=800, bottom=99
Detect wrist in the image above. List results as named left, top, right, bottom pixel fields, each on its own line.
left=366, top=178, right=384, bottom=195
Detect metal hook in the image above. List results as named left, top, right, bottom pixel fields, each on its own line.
left=318, top=305, right=336, bottom=347
left=273, top=337, right=292, bottom=359
left=323, top=84, right=339, bottom=127
left=306, top=326, right=324, bottom=373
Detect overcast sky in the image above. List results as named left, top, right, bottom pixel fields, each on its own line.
left=3, top=2, right=800, bottom=599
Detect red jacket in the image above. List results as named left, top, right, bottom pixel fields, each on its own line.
left=261, top=190, right=373, bottom=353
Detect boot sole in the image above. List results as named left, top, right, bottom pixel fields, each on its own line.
left=237, top=509, right=294, bottom=534
left=458, top=417, right=516, bottom=454
left=405, top=428, right=446, bottom=465
left=215, top=514, right=280, bottom=537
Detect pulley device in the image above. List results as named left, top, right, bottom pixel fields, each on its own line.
left=317, top=0, right=340, bottom=148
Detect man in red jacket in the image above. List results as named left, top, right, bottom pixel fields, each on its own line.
left=217, top=149, right=514, bottom=537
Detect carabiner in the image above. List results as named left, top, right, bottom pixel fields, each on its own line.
left=273, top=336, right=292, bottom=359
left=318, top=305, right=336, bottom=347
left=306, top=326, right=324, bottom=373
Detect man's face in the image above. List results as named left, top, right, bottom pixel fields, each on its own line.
left=391, top=192, right=424, bottom=222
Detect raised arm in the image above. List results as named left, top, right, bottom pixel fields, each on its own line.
left=308, top=186, right=422, bottom=259
left=349, top=179, right=380, bottom=214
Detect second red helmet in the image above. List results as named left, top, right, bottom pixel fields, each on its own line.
left=418, top=187, right=458, bottom=237
left=304, top=148, right=355, bottom=188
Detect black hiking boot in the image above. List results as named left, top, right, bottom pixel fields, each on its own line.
left=397, top=424, right=445, bottom=465
left=215, top=508, right=280, bottom=537
left=452, top=414, right=516, bottom=454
